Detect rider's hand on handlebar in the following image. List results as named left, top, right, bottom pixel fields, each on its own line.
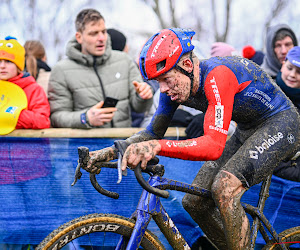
left=121, top=140, right=161, bottom=171
left=83, top=147, right=117, bottom=174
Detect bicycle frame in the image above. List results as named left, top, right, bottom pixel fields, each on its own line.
left=73, top=146, right=291, bottom=250
left=116, top=175, right=202, bottom=249
left=115, top=174, right=288, bottom=250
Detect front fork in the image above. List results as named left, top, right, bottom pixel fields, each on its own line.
left=116, top=176, right=190, bottom=250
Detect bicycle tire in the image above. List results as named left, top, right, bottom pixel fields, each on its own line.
left=263, top=226, right=300, bottom=250
left=36, top=213, right=165, bottom=250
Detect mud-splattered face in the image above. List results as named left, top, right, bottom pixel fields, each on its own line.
left=281, top=60, right=300, bottom=88
left=156, top=68, right=191, bottom=103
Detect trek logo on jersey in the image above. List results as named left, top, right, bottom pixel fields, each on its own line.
left=151, top=35, right=166, bottom=58
left=166, top=140, right=197, bottom=148
left=249, top=132, right=283, bottom=159
left=210, top=77, right=224, bottom=128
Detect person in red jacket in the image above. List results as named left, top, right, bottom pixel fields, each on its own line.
left=0, top=36, right=50, bottom=132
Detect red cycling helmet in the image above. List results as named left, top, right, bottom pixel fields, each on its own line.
left=139, top=28, right=195, bottom=80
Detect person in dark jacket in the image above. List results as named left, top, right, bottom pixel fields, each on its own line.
left=273, top=46, right=300, bottom=182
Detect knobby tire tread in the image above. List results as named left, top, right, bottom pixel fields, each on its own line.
left=263, top=226, right=300, bottom=249
left=36, top=213, right=165, bottom=250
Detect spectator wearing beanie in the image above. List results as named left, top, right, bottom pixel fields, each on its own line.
left=107, top=28, right=129, bottom=53
left=242, top=45, right=265, bottom=65
left=210, top=42, right=238, bottom=57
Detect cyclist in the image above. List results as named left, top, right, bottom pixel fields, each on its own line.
left=84, top=28, right=300, bottom=249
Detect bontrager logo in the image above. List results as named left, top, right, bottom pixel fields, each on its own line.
left=52, top=223, right=120, bottom=249
left=249, top=132, right=283, bottom=159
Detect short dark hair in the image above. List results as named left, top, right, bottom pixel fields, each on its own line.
left=75, top=8, right=104, bottom=32
left=274, top=29, right=297, bottom=47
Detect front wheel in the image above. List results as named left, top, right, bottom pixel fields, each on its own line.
left=263, top=226, right=300, bottom=249
left=36, top=213, right=165, bottom=250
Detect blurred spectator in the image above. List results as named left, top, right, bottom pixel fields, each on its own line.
left=261, top=24, right=298, bottom=79
left=210, top=42, right=239, bottom=57
left=107, top=28, right=129, bottom=53
left=24, top=40, right=51, bottom=95
left=107, top=28, right=155, bottom=127
left=48, top=8, right=153, bottom=128
left=273, top=46, right=300, bottom=181
left=242, top=45, right=265, bottom=65
left=0, top=36, right=50, bottom=135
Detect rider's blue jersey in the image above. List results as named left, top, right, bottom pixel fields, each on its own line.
left=198, top=56, right=290, bottom=126
left=147, top=56, right=291, bottom=136
left=142, top=56, right=294, bottom=161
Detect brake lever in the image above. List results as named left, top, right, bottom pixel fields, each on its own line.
left=71, top=146, right=89, bottom=186
left=117, top=152, right=122, bottom=184
left=114, top=140, right=130, bottom=184
left=71, top=161, right=82, bottom=186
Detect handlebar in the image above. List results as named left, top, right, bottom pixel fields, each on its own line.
left=114, top=140, right=169, bottom=198
left=72, top=146, right=119, bottom=199
left=72, top=140, right=169, bottom=199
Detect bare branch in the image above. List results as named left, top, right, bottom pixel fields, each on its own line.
left=211, top=0, right=219, bottom=41
left=221, top=0, right=232, bottom=42
left=169, top=0, right=178, bottom=27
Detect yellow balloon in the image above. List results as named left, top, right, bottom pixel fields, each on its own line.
left=0, top=80, right=28, bottom=135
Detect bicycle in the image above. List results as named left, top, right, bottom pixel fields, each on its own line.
left=36, top=140, right=300, bottom=250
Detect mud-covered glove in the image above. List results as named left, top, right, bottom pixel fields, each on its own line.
left=83, top=146, right=117, bottom=174
left=185, top=113, right=205, bottom=138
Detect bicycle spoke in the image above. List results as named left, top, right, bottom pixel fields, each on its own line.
left=88, top=233, right=94, bottom=250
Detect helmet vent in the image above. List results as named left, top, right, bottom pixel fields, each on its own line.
left=156, top=59, right=166, bottom=72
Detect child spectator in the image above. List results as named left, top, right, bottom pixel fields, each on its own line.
left=24, top=40, right=51, bottom=95
left=0, top=36, right=50, bottom=135
left=273, top=46, right=300, bottom=182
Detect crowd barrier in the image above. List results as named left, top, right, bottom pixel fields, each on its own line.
left=0, top=128, right=299, bottom=248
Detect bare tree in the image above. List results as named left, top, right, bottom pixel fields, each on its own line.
left=142, top=0, right=233, bottom=43
left=261, top=0, right=290, bottom=50
left=142, top=0, right=179, bottom=28
left=211, top=0, right=233, bottom=42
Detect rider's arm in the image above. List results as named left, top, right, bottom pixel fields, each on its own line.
left=158, top=65, right=240, bottom=161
